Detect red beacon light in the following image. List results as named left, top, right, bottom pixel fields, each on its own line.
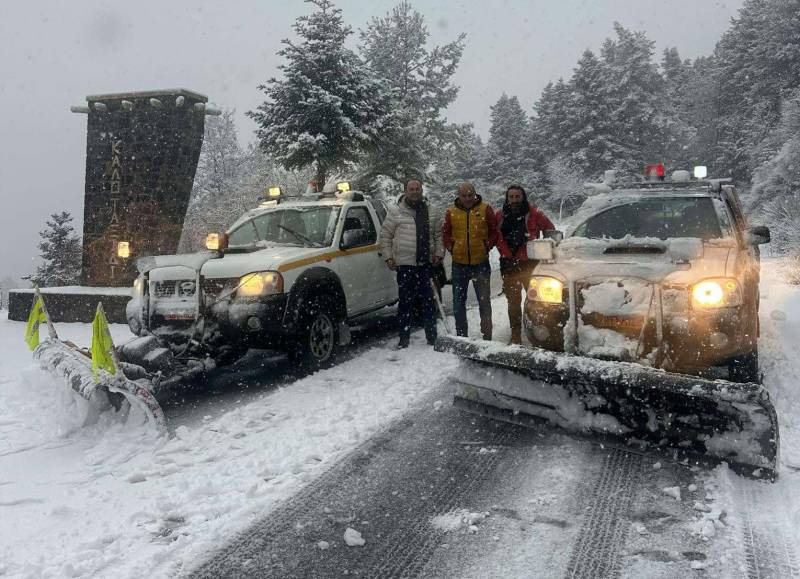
left=644, top=163, right=665, bottom=181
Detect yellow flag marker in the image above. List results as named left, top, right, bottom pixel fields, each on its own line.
left=91, top=302, right=117, bottom=378
left=24, top=293, right=47, bottom=351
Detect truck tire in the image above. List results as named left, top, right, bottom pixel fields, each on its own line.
left=288, top=296, right=340, bottom=371
left=729, top=349, right=760, bottom=383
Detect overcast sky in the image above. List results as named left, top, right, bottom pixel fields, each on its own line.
left=0, top=0, right=742, bottom=280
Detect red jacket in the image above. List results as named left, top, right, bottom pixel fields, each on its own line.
left=495, top=206, right=555, bottom=261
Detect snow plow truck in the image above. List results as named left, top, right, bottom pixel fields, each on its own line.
left=436, top=169, right=779, bottom=479
left=32, top=183, right=400, bottom=432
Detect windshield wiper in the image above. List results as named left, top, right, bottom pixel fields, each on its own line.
left=278, top=224, right=322, bottom=247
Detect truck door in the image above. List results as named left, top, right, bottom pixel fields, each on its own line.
left=333, top=205, right=387, bottom=315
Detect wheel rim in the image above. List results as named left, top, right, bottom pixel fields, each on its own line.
left=309, top=314, right=334, bottom=361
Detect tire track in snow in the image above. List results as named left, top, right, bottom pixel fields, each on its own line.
left=734, top=481, right=800, bottom=578
left=188, top=403, right=519, bottom=579
left=564, top=448, right=644, bottom=579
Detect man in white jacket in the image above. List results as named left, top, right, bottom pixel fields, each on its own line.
left=379, top=180, right=445, bottom=348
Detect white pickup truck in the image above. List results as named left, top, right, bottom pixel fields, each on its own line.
left=126, top=186, right=398, bottom=369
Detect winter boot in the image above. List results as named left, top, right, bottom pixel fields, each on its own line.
left=397, top=334, right=410, bottom=349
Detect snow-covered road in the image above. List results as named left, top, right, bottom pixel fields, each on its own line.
left=1, top=260, right=800, bottom=578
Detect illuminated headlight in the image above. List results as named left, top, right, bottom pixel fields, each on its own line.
left=237, top=271, right=284, bottom=298
left=691, top=278, right=742, bottom=309
left=528, top=276, right=564, bottom=304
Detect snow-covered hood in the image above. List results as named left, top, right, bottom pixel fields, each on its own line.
left=200, top=246, right=327, bottom=279
left=537, top=235, right=736, bottom=284
left=143, top=246, right=330, bottom=281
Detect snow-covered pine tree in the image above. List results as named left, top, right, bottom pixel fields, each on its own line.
left=658, top=47, right=698, bottom=170
left=357, top=1, right=466, bottom=191
left=430, top=125, right=490, bottom=204
left=599, top=23, right=666, bottom=175
left=26, top=211, right=82, bottom=287
left=249, top=0, right=390, bottom=188
left=544, top=155, right=587, bottom=222
left=713, top=0, right=800, bottom=180
left=749, top=91, right=800, bottom=281
left=486, top=94, right=530, bottom=184
left=180, top=110, right=317, bottom=252
left=562, top=50, right=621, bottom=177
left=180, top=110, right=251, bottom=252
left=530, top=79, right=573, bottom=166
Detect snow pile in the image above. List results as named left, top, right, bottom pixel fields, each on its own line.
left=580, top=279, right=651, bottom=316
left=430, top=509, right=489, bottom=533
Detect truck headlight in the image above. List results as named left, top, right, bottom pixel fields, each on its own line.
left=691, top=278, right=742, bottom=309
left=237, top=271, right=283, bottom=298
left=528, top=276, right=564, bottom=304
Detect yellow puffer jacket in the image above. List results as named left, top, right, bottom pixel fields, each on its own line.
left=443, top=197, right=498, bottom=265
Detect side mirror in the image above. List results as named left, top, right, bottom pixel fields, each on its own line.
left=745, top=225, right=770, bottom=245
left=543, top=230, right=564, bottom=243
left=341, top=228, right=368, bottom=249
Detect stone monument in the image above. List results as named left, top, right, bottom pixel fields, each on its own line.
left=71, top=89, right=217, bottom=287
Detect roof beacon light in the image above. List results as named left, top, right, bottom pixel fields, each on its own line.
left=644, top=163, right=665, bottom=182
left=336, top=181, right=351, bottom=193
left=694, top=166, right=708, bottom=180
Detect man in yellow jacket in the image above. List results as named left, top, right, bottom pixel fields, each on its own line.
left=443, top=182, right=499, bottom=340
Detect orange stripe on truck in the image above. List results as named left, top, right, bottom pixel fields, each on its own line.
left=276, top=244, right=379, bottom=273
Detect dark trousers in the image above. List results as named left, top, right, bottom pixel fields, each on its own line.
left=452, top=261, right=492, bottom=340
left=397, top=265, right=437, bottom=341
left=500, top=260, right=536, bottom=338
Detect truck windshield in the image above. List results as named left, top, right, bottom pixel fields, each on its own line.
left=572, top=197, right=723, bottom=240
left=228, top=206, right=340, bottom=249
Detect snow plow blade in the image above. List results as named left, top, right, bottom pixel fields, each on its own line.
left=33, top=339, right=167, bottom=435
left=435, top=336, right=779, bottom=479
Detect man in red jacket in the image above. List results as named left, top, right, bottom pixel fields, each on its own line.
left=495, top=185, right=555, bottom=344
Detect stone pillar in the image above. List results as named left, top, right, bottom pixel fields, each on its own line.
left=74, top=89, right=210, bottom=287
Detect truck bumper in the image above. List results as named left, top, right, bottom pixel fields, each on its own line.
left=524, top=300, right=755, bottom=371
left=208, top=294, right=290, bottom=349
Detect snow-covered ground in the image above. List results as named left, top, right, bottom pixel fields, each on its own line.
left=1, top=260, right=800, bottom=578
left=0, top=317, right=464, bottom=578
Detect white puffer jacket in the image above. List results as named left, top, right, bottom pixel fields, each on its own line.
left=379, top=195, right=445, bottom=266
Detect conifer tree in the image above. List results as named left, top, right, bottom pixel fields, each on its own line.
left=26, top=212, right=82, bottom=287
left=563, top=50, right=620, bottom=176
left=358, top=1, right=466, bottom=188
left=249, top=0, right=390, bottom=188
left=486, top=93, right=530, bottom=182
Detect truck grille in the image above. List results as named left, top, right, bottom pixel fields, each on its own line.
left=154, top=281, right=176, bottom=298
left=202, top=277, right=238, bottom=301
left=153, top=280, right=197, bottom=298
left=177, top=280, right=196, bottom=297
